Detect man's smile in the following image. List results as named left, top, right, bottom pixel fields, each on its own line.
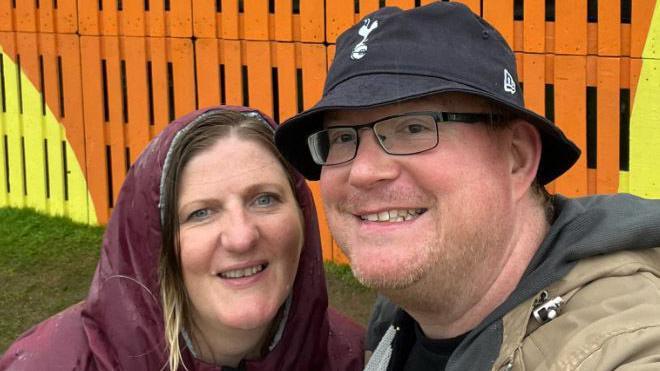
left=358, top=208, right=427, bottom=222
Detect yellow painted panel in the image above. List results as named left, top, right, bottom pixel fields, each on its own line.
left=45, top=108, right=65, bottom=217
left=20, top=60, right=48, bottom=213
left=0, top=49, right=26, bottom=209
left=628, top=2, right=660, bottom=199
left=0, top=53, right=6, bottom=207
left=618, top=171, right=629, bottom=194
left=67, top=138, right=96, bottom=224
left=642, top=2, right=660, bottom=60
left=0, top=49, right=95, bottom=224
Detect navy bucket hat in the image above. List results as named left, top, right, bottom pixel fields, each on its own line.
left=275, top=2, right=580, bottom=184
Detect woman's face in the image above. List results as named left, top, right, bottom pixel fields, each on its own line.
left=177, top=135, right=303, bottom=334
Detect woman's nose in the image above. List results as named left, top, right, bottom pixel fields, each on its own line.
left=219, top=208, right=259, bottom=253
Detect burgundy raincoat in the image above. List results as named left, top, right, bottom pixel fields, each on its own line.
left=1, top=106, right=364, bottom=371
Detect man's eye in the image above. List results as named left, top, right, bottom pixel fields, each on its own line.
left=403, top=122, right=432, bottom=134
left=330, top=132, right=356, bottom=144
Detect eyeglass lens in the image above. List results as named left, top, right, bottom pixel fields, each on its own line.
left=308, top=114, right=439, bottom=165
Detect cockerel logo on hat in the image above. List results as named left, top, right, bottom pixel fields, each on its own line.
left=351, top=18, right=379, bottom=60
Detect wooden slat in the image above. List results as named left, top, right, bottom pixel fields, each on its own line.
left=274, top=42, right=297, bottom=122
left=521, top=53, right=546, bottom=118
left=103, top=37, right=127, bottom=209
left=553, top=55, right=588, bottom=196
left=5, top=46, right=25, bottom=208
left=56, top=34, right=92, bottom=223
left=55, top=0, right=79, bottom=33
left=596, top=57, right=620, bottom=193
left=124, top=37, right=151, bottom=161
left=15, top=0, right=37, bottom=32
left=629, top=58, right=643, bottom=108
left=299, top=0, right=324, bottom=42
left=483, top=0, right=514, bottom=47
left=244, top=0, right=269, bottom=40
left=245, top=41, right=273, bottom=117
left=300, top=44, right=326, bottom=110
left=16, top=33, right=48, bottom=213
left=359, top=0, right=380, bottom=21
left=0, top=33, right=23, bottom=208
left=194, top=38, right=222, bottom=108
left=77, top=1, right=100, bottom=35
left=598, top=0, right=620, bottom=56
left=169, top=38, right=196, bottom=119
left=274, top=0, right=293, bottom=41
left=165, top=0, right=193, bottom=37
left=147, top=38, right=169, bottom=135
left=80, top=36, right=110, bottom=223
left=523, top=0, right=545, bottom=53
left=0, top=1, right=11, bottom=32
left=326, top=0, right=355, bottom=43
left=555, top=0, right=587, bottom=55
left=386, top=0, right=415, bottom=9
left=40, top=34, right=66, bottom=218
left=220, top=0, right=240, bottom=39
left=121, top=1, right=145, bottom=36
left=631, top=0, right=656, bottom=58
left=192, top=0, right=217, bottom=37
left=221, top=39, right=243, bottom=106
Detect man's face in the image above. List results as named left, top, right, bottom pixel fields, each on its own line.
left=319, top=93, right=519, bottom=313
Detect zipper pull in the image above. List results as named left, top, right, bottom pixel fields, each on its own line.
left=532, top=292, right=564, bottom=324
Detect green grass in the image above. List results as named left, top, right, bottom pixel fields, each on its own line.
left=0, top=207, right=375, bottom=354
left=0, top=207, right=104, bottom=353
left=324, top=261, right=376, bottom=326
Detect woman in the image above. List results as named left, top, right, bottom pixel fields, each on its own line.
left=1, top=106, right=364, bottom=370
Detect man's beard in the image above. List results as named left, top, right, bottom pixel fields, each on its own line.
left=343, top=199, right=509, bottom=317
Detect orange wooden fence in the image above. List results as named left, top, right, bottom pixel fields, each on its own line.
left=0, top=0, right=657, bottom=263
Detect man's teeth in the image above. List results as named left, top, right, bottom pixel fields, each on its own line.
left=361, top=209, right=425, bottom=222
left=219, top=264, right=264, bottom=279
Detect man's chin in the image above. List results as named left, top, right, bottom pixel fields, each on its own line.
left=350, top=259, right=424, bottom=290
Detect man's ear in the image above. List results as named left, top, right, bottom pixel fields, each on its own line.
left=508, top=119, right=542, bottom=200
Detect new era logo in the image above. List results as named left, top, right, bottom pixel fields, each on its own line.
left=504, top=69, right=516, bottom=95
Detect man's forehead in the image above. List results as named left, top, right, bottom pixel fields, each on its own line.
left=322, top=93, right=494, bottom=125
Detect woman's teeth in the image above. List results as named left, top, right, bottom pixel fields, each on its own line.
left=219, top=264, right=265, bottom=279
left=360, top=208, right=425, bottom=223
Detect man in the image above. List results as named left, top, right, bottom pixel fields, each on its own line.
left=276, top=2, right=660, bottom=370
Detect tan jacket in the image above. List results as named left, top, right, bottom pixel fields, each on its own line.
left=494, top=247, right=660, bottom=370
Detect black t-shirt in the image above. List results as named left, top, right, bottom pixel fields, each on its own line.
left=402, top=322, right=465, bottom=371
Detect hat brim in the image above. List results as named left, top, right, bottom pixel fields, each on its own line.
left=276, top=73, right=580, bottom=184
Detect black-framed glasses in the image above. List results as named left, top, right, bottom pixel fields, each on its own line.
left=307, top=111, right=503, bottom=166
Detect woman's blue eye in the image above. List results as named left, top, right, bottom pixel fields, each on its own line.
left=188, top=209, right=209, bottom=220
left=255, top=194, right=274, bottom=206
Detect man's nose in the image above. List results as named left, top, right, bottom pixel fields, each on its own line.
left=347, top=129, right=400, bottom=189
